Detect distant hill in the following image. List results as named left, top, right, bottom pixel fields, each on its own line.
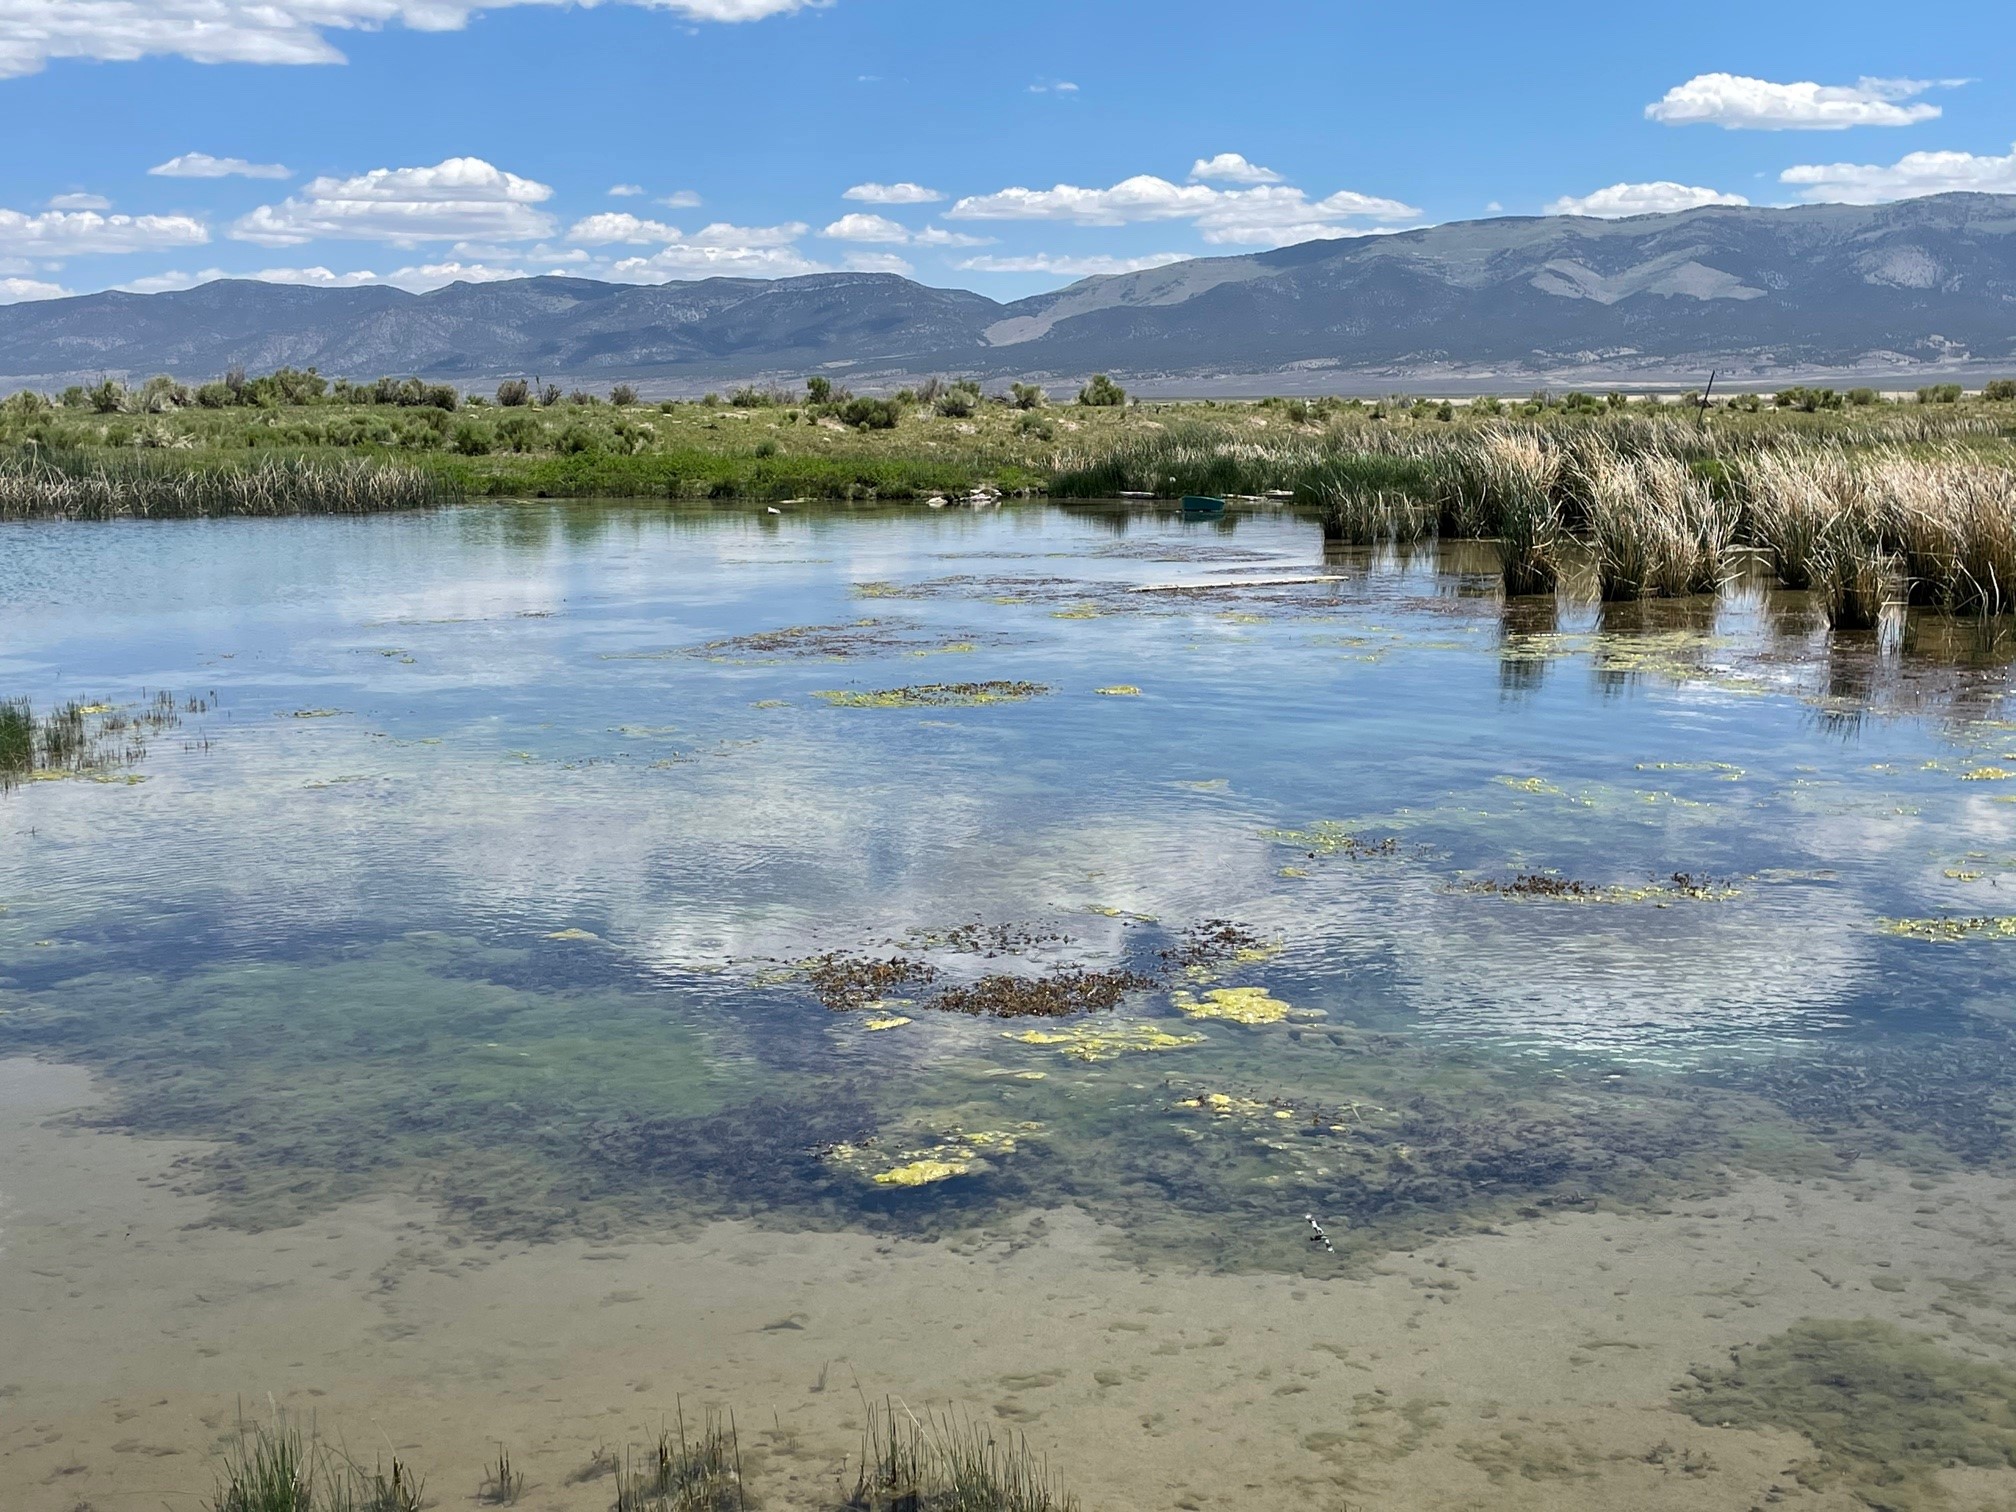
left=4, top=194, right=2014, bottom=392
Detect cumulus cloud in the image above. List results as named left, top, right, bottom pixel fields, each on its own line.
left=150, top=152, right=292, bottom=179
left=1546, top=181, right=1750, bottom=217
left=842, top=181, right=943, bottom=204
left=841, top=251, right=912, bottom=274
left=1645, top=73, right=1954, bottom=130
left=230, top=157, right=555, bottom=246
left=818, top=213, right=988, bottom=247
left=660, top=190, right=703, bottom=208
left=947, top=174, right=1419, bottom=246
left=1779, top=141, right=2016, bottom=203
left=956, top=251, right=1189, bottom=277
left=0, top=0, right=826, bottom=79
left=564, top=213, right=806, bottom=247
left=607, top=183, right=644, bottom=197
left=0, top=275, right=70, bottom=302
left=48, top=192, right=112, bottom=210
left=1189, top=153, right=1283, bottom=185
left=606, top=244, right=826, bottom=280
left=0, top=207, right=210, bottom=255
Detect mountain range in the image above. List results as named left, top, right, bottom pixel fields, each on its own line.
left=3, top=193, right=2014, bottom=393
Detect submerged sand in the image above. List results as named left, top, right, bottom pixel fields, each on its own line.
left=6, top=1055, right=2016, bottom=1512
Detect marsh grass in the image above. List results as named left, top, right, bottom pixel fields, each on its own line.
left=847, top=1400, right=1077, bottom=1512
left=612, top=1409, right=747, bottom=1512
left=478, top=1445, right=526, bottom=1505
left=0, top=447, right=440, bottom=519
left=210, top=1409, right=423, bottom=1512
left=1475, top=430, right=1563, bottom=596
left=0, top=690, right=186, bottom=792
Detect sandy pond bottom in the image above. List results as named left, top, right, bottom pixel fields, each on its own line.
left=8, top=1059, right=2016, bottom=1512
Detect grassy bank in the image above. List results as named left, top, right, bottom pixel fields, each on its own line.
left=1, top=371, right=2012, bottom=520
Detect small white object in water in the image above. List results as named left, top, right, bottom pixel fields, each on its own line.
left=766, top=506, right=782, bottom=515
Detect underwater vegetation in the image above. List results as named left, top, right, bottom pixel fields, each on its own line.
left=1673, top=1320, right=2016, bottom=1511
left=932, top=968, right=1157, bottom=1018
left=1461, top=872, right=1740, bottom=904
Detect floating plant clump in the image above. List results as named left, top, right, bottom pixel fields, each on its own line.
left=813, top=680, right=1051, bottom=708
left=1461, top=871, right=1740, bottom=903
left=932, top=967, right=1156, bottom=1019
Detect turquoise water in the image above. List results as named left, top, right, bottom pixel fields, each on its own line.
left=3, top=501, right=2014, bottom=1262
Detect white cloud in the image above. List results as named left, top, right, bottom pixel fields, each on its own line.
left=1779, top=142, right=2016, bottom=203
left=607, top=183, right=644, bottom=197
left=0, top=275, right=70, bottom=302
left=956, top=252, right=1189, bottom=277
left=606, top=244, right=826, bottom=280
left=841, top=252, right=912, bottom=274
left=48, top=192, right=112, bottom=211
left=0, top=0, right=827, bottom=79
left=842, top=181, right=943, bottom=205
left=564, top=213, right=806, bottom=248
left=1546, top=181, right=1750, bottom=217
left=150, top=152, right=292, bottom=180
left=818, top=213, right=988, bottom=247
left=660, top=190, right=702, bottom=208
left=230, top=157, right=555, bottom=246
left=1189, top=153, right=1283, bottom=185
left=118, top=261, right=529, bottom=294
left=1645, top=73, right=1954, bottom=130
left=946, top=174, right=1418, bottom=245
left=0, top=207, right=210, bottom=255
left=1028, top=80, right=1077, bottom=93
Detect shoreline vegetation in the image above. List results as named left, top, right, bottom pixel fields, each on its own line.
left=3, top=366, right=2015, bottom=629
left=206, top=1400, right=1075, bottom=1512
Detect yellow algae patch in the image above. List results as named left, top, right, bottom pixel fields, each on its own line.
left=826, top=1124, right=1042, bottom=1188
left=1095, top=685, right=1143, bottom=697
left=1261, top=821, right=1401, bottom=858
left=1945, top=870, right=1986, bottom=883
left=1007, top=1025, right=1204, bottom=1061
left=1880, top=915, right=2016, bottom=942
left=1962, top=767, right=2015, bottom=782
left=75, top=702, right=117, bottom=715
left=1173, top=1091, right=1271, bottom=1119
left=287, top=708, right=344, bottom=719
left=875, top=1160, right=967, bottom=1187
left=544, top=928, right=601, bottom=943
left=1052, top=604, right=1103, bottom=620
left=863, top=1015, right=913, bottom=1031
left=1279, top=865, right=1309, bottom=878
left=1174, top=987, right=1293, bottom=1025
left=751, top=699, right=792, bottom=709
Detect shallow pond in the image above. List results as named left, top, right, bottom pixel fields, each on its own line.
left=7, top=500, right=2016, bottom=1509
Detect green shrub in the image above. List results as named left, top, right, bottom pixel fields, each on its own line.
left=1917, top=383, right=1963, bottom=405
left=1077, top=374, right=1126, bottom=407
left=805, top=376, right=833, bottom=405
left=1847, top=387, right=1879, bottom=406
left=451, top=421, right=493, bottom=456
left=840, top=397, right=901, bottom=430
left=1985, top=379, right=2016, bottom=402
left=609, top=383, right=638, bottom=407
left=1010, top=382, right=1047, bottom=410
left=934, top=389, right=975, bottom=419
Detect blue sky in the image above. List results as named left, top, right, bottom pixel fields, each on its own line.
left=0, top=0, right=2011, bottom=305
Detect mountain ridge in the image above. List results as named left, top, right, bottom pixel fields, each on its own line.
left=3, top=194, right=2013, bottom=391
